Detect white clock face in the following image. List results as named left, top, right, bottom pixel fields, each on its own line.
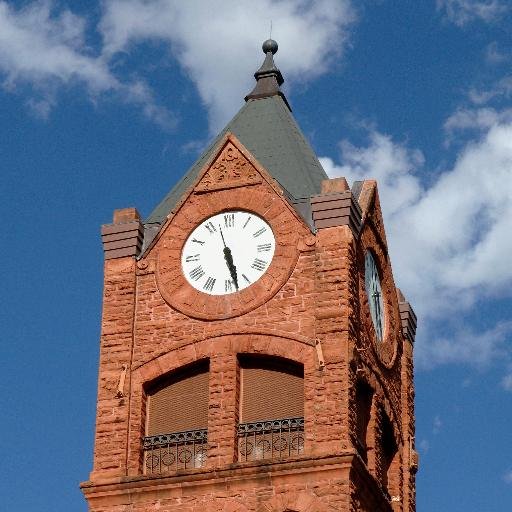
left=181, top=211, right=276, bottom=295
left=365, top=251, right=384, bottom=341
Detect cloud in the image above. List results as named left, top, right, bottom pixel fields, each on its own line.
left=0, top=0, right=174, bottom=126
left=502, top=370, right=512, bottom=392
left=321, top=116, right=512, bottom=367
left=504, top=470, right=512, bottom=484
left=322, top=122, right=512, bottom=317
left=436, top=0, right=509, bottom=26
left=420, top=322, right=512, bottom=368
left=484, top=41, right=508, bottom=65
left=444, top=107, right=512, bottom=136
left=99, top=0, right=356, bottom=132
left=0, top=1, right=356, bottom=129
left=433, top=415, right=442, bottom=434
left=418, top=439, right=429, bottom=453
left=0, top=1, right=113, bottom=91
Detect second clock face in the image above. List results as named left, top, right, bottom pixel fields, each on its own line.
left=364, top=250, right=385, bottom=341
left=181, top=211, right=276, bottom=295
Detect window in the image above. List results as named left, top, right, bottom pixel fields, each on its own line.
left=143, top=360, right=209, bottom=474
left=238, top=355, right=304, bottom=461
left=355, top=380, right=373, bottom=462
left=380, top=410, right=398, bottom=494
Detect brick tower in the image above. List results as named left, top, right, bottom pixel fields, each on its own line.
left=81, top=40, right=418, bottom=512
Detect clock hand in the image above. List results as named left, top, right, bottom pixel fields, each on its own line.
left=219, top=225, right=239, bottom=291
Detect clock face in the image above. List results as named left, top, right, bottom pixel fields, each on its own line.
left=181, top=211, right=276, bottom=295
left=364, top=251, right=384, bottom=341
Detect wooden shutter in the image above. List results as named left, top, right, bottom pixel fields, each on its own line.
left=146, top=362, right=209, bottom=436
left=240, top=357, right=304, bottom=423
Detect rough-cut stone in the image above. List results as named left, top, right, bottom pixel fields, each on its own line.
left=81, top=136, right=417, bottom=512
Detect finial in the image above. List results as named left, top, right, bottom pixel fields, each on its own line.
left=262, top=38, right=278, bottom=55
left=245, top=38, right=290, bottom=110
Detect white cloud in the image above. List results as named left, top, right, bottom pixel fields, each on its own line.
left=468, top=76, right=512, bottom=106
left=420, top=322, right=512, bottom=368
left=0, top=1, right=113, bottom=91
left=99, top=0, right=356, bottom=132
left=418, top=439, right=429, bottom=453
left=322, top=122, right=512, bottom=317
left=0, top=1, right=356, bottom=129
left=502, top=370, right=512, bottom=392
left=437, top=0, right=508, bottom=26
left=433, top=415, right=442, bottom=434
left=444, top=107, right=512, bottom=137
left=484, top=41, right=508, bottom=65
left=321, top=117, right=512, bottom=367
left=0, top=0, right=173, bottom=126
left=504, top=470, right=512, bottom=484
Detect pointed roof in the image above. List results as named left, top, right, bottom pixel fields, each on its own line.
left=146, top=40, right=328, bottom=225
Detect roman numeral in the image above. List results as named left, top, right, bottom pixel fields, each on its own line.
left=253, top=227, right=266, bottom=238
left=203, top=276, right=216, bottom=292
left=185, top=254, right=200, bottom=262
left=225, top=279, right=233, bottom=293
left=189, top=266, right=205, bottom=281
left=224, top=213, right=235, bottom=228
left=251, top=258, right=267, bottom=271
left=242, top=274, right=250, bottom=284
left=204, top=222, right=216, bottom=234
left=192, top=238, right=205, bottom=245
left=257, top=243, right=272, bottom=253
left=243, top=216, right=252, bottom=229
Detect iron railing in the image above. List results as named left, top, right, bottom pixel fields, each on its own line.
left=237, top=417, right=304, bottom=462
left=143, top=428, right=207, bottom=474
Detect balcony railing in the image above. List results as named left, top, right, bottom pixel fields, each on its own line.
left=237, top=417, right=304, bottom=462
left=143, top=428, right=207, bottom=474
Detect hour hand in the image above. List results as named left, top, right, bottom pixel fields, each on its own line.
left=223, top=246, right=239, bottom=291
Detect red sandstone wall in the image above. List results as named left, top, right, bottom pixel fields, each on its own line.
left=83, top=139, right=414, bottom=512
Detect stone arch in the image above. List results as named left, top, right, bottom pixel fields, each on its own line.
left=133, top=332, right=314, bottom=385
left=127, top=333, right=316, bottom=476
left=258, top=491, right=336, bottom=512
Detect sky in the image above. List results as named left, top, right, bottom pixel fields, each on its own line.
left=1, top=1, right=511, bottom=510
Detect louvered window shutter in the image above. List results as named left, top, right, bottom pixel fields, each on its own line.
left=146, top=363, right=209, bottom=436
left=240, top=357, right=304, bottom=422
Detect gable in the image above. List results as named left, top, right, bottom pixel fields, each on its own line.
left=146, top=133, right=312, bottom=320
left=146, top=95, right=328, bottom=226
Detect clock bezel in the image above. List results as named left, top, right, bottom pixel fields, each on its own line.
left=180, top=210, right=276, bottom=296
left=364, top=249, right=385, bottom=342
left=155, top=186, right=303, bottom=320
left=359, top=241, right=400, bottom=369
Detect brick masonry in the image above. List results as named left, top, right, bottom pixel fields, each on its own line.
left=81, top=134, right=417, bottom=511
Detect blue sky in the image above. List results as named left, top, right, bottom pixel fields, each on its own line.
left=1, top=1, right=512, bottom=510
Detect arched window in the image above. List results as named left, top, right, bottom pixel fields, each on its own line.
left=143, top=360, right=209, bottom=474
left=380, top=410, right=399, bottom=496
left=355, top=380, right=373, bottom=463
left=238, top=355, right=304, bottom=462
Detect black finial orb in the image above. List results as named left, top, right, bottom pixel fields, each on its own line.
left=262, top=39, right=278, bottom=54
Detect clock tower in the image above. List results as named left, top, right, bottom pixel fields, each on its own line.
left=81, top=40, right=418, bottom=512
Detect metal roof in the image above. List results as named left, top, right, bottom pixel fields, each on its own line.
left=146, top=40, right=328, bottom=226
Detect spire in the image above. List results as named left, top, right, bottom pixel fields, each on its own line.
left=245, top=39, right=290, bottom=109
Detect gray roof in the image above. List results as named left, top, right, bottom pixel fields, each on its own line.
left=146, top=40, right=328, bottom=228
left=146, top=94, right=328, bottom=225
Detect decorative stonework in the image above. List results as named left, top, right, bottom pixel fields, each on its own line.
left=357, top=185, right=402, bottom=371
left=153, top=136, right=307, bottom=320
left=195, top=142, right=262, bottom=192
